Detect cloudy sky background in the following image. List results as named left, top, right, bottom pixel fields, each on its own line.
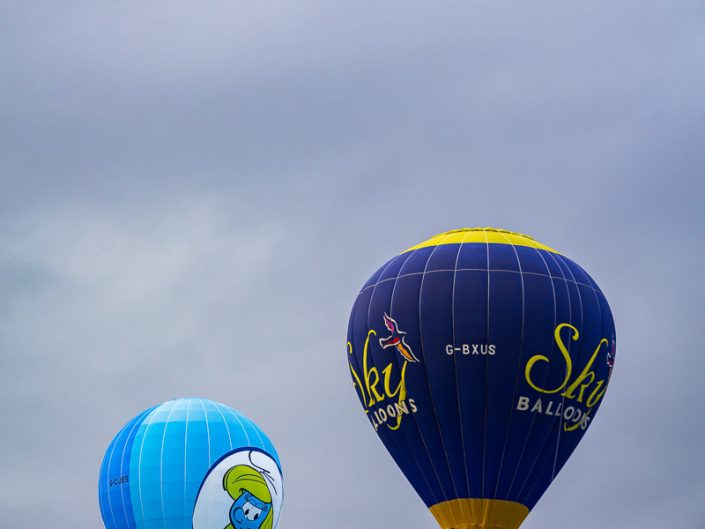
left=1, top=1, right=704, bottom=528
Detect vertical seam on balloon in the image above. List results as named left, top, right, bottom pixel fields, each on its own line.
left=248, top=416, right=266, bottom=449
left=199, top=399, right=214, bottom=527
left=98, top=452, right=109, bottom=527
left=513, top=250, right=571, bottom=500
left=549, top=255, right=586, bottom=480
left=199, top=399, right=212, bottom=467
left=415, top=231, right=463, bottom=508
left=449, top=229, right=477, bottom=526
left=517, top=253, right=594, bottom=506
left=378, top=250, right=443, bottom=504
left=197, top=400, right=211, bottom=520
left=450, top=228, right=474, bottom=504
left=136, top=403, right=162, bottom=526
left=183, top=399, right=192, bottom=523
left=367, top=248, right=442, bottom=506
left=101, top=423, right=131, bottom=526
left=513, top=251, right=575, bottom=501
left=213, top=402, right=234, bottom=451
left=346, top=296, right=367, bottom=435
left=590, top=269, right=611, bottom=413
left=434, top=232, right=470, bottom=520
left=545, top=255, right=584, bottom=486
left=200, top=401, right=216, bottom=529
left=492, top=232, right=527, bottom=500
left=122, top=407, right=155, bottom=529
left=481, top=228, right=490, bottom=506
left=206, top=401, right=233, bottom=524
left=112, top=414, right=149, bottom=528
left=224, top=406, right=251, bottom=446
left=104, top=425, right=124, bottom=529
left=569, top=263, right=605, bottom=343
left=580, top=260, right=609, bottom=394
left=503, top=248, right=557, bottom=500
left=159, top=400, right=179, bottom=529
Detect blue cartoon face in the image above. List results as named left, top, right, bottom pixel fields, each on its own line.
left=229, top=490, right=272, bottom=529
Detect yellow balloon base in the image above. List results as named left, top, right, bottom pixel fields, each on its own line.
left=429, top=498, right=530, bottom=529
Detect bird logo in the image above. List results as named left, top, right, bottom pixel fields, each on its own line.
left=606, top=339, right=616, bottom=369
left=379, top=313, right=420, bottom=363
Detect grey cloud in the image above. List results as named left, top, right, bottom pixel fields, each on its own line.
left=1, top=1, right=704, bottom=528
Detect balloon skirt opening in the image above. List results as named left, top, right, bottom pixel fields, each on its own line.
left=429, top=499, right=529, bottom=529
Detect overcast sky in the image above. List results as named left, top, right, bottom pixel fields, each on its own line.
left=1, top=1, right=704, bottom=528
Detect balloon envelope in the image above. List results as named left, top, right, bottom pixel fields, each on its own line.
left=346, top=228, right=616, bottom=529
left=99, top=398, right=283, bottom=529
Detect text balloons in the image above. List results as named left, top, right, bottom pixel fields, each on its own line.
left=346, top=228, right=615, bottom=529
left=99, top=398, right=283, bottom=529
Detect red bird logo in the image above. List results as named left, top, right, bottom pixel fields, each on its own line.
left=607, top=339, right=616, bottom=368
left=379, top=313, right=420, bottom=363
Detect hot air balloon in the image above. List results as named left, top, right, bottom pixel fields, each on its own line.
left=98, top=398, right=283, bottom=529
left=346, top=228, right=615, bottom=529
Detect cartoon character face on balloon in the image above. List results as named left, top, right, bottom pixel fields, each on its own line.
left=223, top=465, right=274, bottom=529
left=227, top=490, right=271, bottom=529
left=192, top=449, right=282, bottom=529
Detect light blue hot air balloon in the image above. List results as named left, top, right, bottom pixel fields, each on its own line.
left=98, top=398, right=283, bottom=529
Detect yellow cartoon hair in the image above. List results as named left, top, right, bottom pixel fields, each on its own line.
left=223, top=465, right=273, bottom=529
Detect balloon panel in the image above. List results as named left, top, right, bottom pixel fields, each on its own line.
left=99, top=398, right=283, bottom=529
left=347, top=232, right=615, bottom=521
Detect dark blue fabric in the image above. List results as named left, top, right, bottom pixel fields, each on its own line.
left=347, top=243, right=616, bottom=510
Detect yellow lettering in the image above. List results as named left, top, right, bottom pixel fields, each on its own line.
left=524, top=325, right=612, bottom=433
left=562, top=339, right=607, bottom=401
left=569, top=371, right=595, bottom=403
left=347, top=342, right=370, bottom=406
left=362, top=331, right=385, bottom=404
left=525, top=323, right=578, bottom=394
left=347, top=330, right=416, bottom=429
left=383, top=362, right=408, bottom=430
left=563, top=416, right=586, bottom=432
left=586, top=380, right=607, bottom=408
left=383, top=362, right=404, bottom=399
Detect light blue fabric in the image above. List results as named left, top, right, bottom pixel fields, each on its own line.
left=99, top=398, right=280, bottom=529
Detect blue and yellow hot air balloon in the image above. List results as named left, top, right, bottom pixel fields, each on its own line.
left=346, top=228, right=616, bottom=529
left=98, top=398, right=284, bottom=529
